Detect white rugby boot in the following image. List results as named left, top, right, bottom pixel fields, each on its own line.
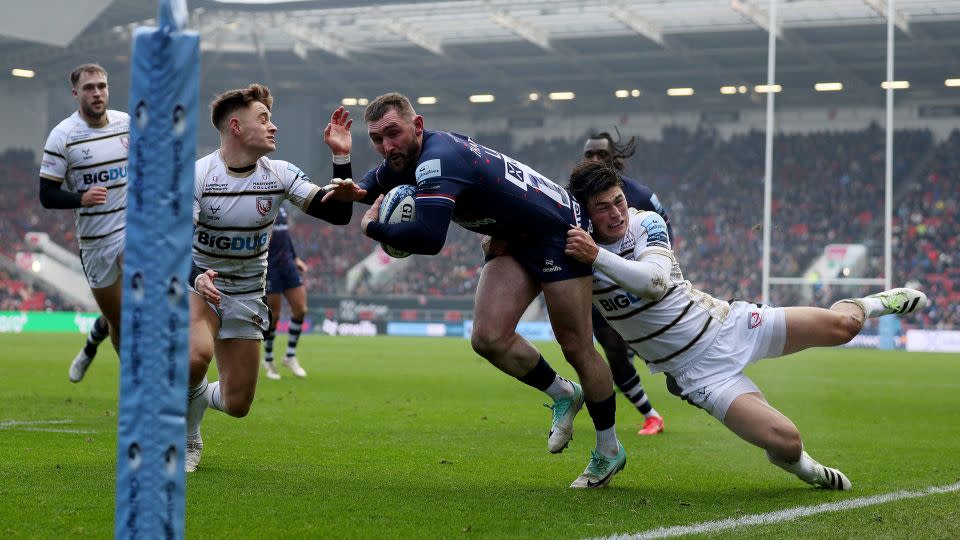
left=282, top=356, right=307, bottom=378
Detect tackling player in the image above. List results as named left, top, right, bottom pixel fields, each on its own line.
left=38, top=63, right=128, bottom=383
left=185, top=84, right=349, bottom=472
left=322, top=94, right=625, bottom=488
left=261, top=205, right=309, bottom=380
left=583, top=131, right=670, bottom=436
left=565, top=160, right=927, bottom=490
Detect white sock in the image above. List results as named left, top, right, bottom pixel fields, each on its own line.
left=768, top=449, right=819, bottom=483
left=859, top=296, right=886, bottom=318
left=186, top=380, right=209, bottom=440
left=544, top=376, right=574, bottom=401
left=207, top=381, right=225, bottom=412
left=595, top=426, right=620, bottom=458
left=644, top=407, right=661, bottom=419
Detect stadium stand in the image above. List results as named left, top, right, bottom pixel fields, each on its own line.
left=2, top=127, right=956, bottom=328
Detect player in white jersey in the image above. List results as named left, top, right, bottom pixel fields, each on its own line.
left=565, top=161, right=928, bottom=491
left=38, top=64, right=129, bottom=382
left=185, top=84, right=350, bottom=472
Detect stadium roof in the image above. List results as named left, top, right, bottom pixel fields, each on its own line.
left=5, top=0, right=960, bottom=113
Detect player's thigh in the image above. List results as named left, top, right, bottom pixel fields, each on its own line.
left=189, top=293, right=220, bottom=366
left=283, top=285, right=308, bottom=318
left=90, top=277, right=124, bottom=328
left=723, top=391, right=799, bottom=450
left=782, top=306, right=857, bottom=355
left=265, top=293, right=283, bottom=327
left=541, top=275, right=595, bottom=349
left=473, top=256, right=540, bottom=339
left=213, top=338, right=261, bottom=404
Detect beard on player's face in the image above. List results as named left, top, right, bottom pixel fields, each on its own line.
left=385, top=137, right=420, bottom=172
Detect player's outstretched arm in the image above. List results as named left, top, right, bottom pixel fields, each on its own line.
left=325, top=106, right=354, bottom=181
left=565, top=228, right=672, bottom=301
left=361, top=195, right=452, bottom=255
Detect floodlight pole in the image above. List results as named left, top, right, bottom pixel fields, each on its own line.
left=761, top=0, right=777, bottom=304
left=884, top=0, right=894, bottom=290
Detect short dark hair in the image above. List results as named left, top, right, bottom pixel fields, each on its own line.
left=70, top=63, right=107, bottom=88
left=209, top=83, right=273, bottom=130
left=585, top=130, right=637, bottom=172
left=364, top=92, right=416, bottom=123
left=567, top=160, right=623, bottom=206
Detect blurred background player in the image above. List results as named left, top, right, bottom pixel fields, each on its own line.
left=582, top=131, right=672, bottom=435
left=566, top=161, right=928, bottom=490
left=186, top=83, right=349, bottom=472
left=322, top=94, right=626, bottom=488
left=38, top=63, right=128, bottom=383
left=262, top=204, right=309, bottom=380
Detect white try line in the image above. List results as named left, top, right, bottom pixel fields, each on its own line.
left=0, top=419, right=97, bottom=434
left=0, top=419, right=73, bottom=427
left=592, top=481, right=960, bottom=540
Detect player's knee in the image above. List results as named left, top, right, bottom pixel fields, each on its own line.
left=471, top=330, right=508, bottom=359
left=553, top=329, right=593, bottom=359
left=834, top=313, right=862, bottom=344
left=224, top=400, right=252, bottom=418
left=769, top=423, right=802, bottom=461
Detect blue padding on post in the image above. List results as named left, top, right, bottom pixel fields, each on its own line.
left=115, top=14, right=198, bottom=540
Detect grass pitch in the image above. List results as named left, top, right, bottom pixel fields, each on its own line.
left=1, top=333, right=959, bottom=538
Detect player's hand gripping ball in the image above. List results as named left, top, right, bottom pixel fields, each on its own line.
left=379, top=184, right=417, bottom=258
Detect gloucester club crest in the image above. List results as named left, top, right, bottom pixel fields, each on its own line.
left=256, top=196, right=273, bottom=216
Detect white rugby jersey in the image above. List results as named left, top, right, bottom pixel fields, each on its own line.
left=192, top=151, right=319, bottom=297
left=592, top=209, right=730, bottom=375
left=39, top=110, right=130, bottom=249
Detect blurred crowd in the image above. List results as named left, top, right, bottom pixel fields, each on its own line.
left=1, top=124, right=956, bottom=328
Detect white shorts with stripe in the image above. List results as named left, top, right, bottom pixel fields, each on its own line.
left=669, top=301, right=787, bottom=421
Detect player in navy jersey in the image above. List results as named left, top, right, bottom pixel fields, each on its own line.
left=582, top=132, right=670, bottom=436
left=262, top=205, right=310, bottom=380
left=322, top=93, right=626, bottom=488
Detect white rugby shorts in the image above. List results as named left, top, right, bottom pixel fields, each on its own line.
left=191, top=289, right=270, bottom=341
left=80, top=237, right=124, bottom=289
left=671, top=301, right=786, bottom=421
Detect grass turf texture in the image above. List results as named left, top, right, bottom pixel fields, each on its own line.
left=1, top=333, right=959, bottom=539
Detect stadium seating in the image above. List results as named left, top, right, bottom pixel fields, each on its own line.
left=2, top=125, right=956, bottom=328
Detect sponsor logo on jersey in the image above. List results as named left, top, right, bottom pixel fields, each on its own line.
left=621, top=230, right=636, bottom=252
left=210, top=205, right=221, bottom=215
left=415, top=159, right=442, bottom=183
left=81, top=165, right=127, bottom=184
left=542, top=259, right=563, bottom=273
left=256, top=196, right=273, bottom=216
left=121, top=136, right=129, bottom=149
left=196, top=231, right=269, bottom=251
left=81, top=148, right=92, bottom=160
left=748, top=311, right=763, bottom=329
left=454, top=217, right=497, bottom=228
left=598, top=291, right=642, bottom=311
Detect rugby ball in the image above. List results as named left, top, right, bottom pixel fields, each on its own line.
left=379, top=184, right=417, bottom=258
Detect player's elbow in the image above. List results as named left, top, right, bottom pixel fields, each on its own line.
left=38, top=191, right=54, bottom=209
left=637, top=270, right=669, bottom=301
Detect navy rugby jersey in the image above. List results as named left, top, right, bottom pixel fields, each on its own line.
left=362, top=130, right=585, bottom=254
left=267, top=206, right=297, bottom=267
left=620, top=175, right=673, bottom=242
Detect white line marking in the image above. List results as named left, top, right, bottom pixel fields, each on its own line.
left=0, top=419, right=73, bottom=427
left=2, top=427, right=97, bottom=434
left=592, top=481, right=960, bottom=540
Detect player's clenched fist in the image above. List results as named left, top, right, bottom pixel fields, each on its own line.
left=80, top=186, right=108, bottom=207
left=565, top=228, right=599, bottom=264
